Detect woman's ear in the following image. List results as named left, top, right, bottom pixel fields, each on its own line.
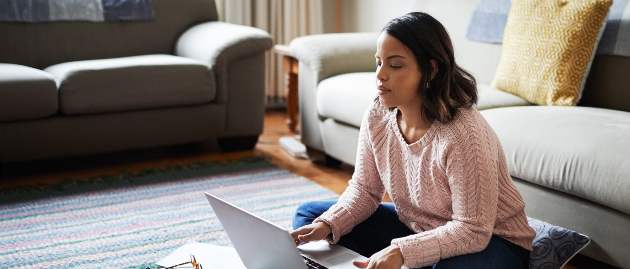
left=430, top=59, right=438, bottom=80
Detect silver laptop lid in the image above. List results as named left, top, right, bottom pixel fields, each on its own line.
left=204, top=192, right=308, bottom=269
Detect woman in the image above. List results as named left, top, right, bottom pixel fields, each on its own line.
left=290, top=12, right=535, bottom=269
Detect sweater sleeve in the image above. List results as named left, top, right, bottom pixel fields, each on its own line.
left=391, top=124, right=499, bottom=268
left=314, top=107, right=385, bottom=244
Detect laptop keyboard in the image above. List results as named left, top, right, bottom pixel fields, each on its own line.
left=302, top=255, right=328, bottom=269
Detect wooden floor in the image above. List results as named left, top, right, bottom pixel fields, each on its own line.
left=0, top=110, right=615, bottom=269
left=0, top=110, right=353, bottom=194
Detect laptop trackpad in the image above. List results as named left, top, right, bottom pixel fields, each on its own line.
left=298, top=241, right=365, bottom=269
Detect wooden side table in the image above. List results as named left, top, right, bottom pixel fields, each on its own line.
left=274, top=44, right=299, bottom=133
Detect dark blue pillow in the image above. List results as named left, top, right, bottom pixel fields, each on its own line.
left=528, top=217, right=590, bottom=269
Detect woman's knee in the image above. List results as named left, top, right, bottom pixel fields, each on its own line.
left=292, top=200, right=336, bottom=229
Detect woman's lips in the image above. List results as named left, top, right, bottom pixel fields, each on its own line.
left=378, top=86, right=391, bottom=95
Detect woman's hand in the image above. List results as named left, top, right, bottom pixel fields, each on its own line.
left=290, top=221, right=332, bottom=245
left=353, top=245, right=404, bottom=269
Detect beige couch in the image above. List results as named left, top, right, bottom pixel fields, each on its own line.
left=290, top=0, right=630, bottom=267
left=0, top=0, right=272, bottom=163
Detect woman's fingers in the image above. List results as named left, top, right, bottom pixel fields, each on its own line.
left=297, top=230, right=316, bottom=243
left=352, top=259, right=369, bottom=268
left=290, top=226, right=317, bottom=245
left=290, top=222, right=329, bottom=245
left=290, top=227, right=309, bottom=241
left=290, top=226, right=309, bottom=237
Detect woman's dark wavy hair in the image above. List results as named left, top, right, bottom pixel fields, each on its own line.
left=382, top=12, right=477, bottom=123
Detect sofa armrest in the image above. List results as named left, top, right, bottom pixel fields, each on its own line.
left=176, top=21, right=272, bottom=67
left=176, top=22, right=271, bottom=138
left=176, top=21, right=272, bottom=104
left=290, top=32, right=378, bottom=80
left=289, top=33, right=377, bottom=152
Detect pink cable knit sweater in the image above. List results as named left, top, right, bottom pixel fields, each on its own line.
left=315, top=100, right=535, bottom=268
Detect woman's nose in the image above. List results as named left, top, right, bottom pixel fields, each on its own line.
left=376, top=66, right=387, bottom=81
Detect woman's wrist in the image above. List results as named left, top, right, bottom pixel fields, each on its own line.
left=388, top=245, right=405, bottom=266
left=314, top=220, right=333, bottom=239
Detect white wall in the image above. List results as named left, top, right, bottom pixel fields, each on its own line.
left=339, top=0, right=418, bottom=32
left=331, top=0, right=504, bottom=85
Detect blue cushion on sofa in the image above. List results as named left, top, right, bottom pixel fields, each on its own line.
left=528, top=218, right=590, bottom=269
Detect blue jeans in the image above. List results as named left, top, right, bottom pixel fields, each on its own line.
left=293, top=200, right=530, bottom=269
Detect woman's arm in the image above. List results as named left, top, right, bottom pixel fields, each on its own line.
left=391, top=125, right=499, bottom=268
left=314, top=107, right=385, bottom=244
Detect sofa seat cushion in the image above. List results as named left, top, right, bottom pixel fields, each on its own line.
left=44, top=54, right=215, bottom=115
left=316, top=72, right=531, bottom=128
left=0, top=64, right=58, bottom=122
left=481, top=106, right=630, bottom=215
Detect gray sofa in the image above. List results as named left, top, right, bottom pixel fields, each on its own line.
left=290, top=0, right=630, bottom=267
left=0, top=0, right=272, bottom=163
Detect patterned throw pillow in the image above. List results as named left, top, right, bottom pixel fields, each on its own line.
left=528, top=217, right=590, bottom=269
left=492, top=0, right=612, bottom=105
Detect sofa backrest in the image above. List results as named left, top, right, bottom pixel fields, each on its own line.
left=0, top=0, right=217, bottom=69
left=415, top=0, right=630, bottom=112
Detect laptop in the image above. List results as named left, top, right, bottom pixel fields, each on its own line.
left=204, top=192, right=367, bottom=269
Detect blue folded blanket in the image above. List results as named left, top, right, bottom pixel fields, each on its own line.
left=466, top=0, right=511, bottom=44
left=0, top=0, right=154, bottom=22
left=466, top=0, right=630, bottom=57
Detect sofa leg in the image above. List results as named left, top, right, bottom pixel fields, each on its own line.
left=218, top=135, right=259, bottom=152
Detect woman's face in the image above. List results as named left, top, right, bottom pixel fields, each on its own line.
left=375, top=32, right=423, bottom=108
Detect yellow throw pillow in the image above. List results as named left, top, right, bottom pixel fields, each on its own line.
left=492, top=0, right=612, bottom=105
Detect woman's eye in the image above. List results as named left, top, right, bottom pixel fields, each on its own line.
left=375, top=61, right=401, bottom=69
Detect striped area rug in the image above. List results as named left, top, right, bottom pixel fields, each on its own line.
left=0, top=158, right=338, bottom=269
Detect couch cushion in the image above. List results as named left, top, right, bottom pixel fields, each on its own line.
left=317, top=72, right=377, bottom=127
left=0, top=64, right=58, bottom=122
left=44, top=54, right=215, bottom=115
left=481, top=106, right=630, bottom=215
left=477, top=84, right=531, bottom=110
left=316, top=72, right=531, bottom=127
left=528, top=217, right=590, bottom=269
left=491, top=0, right=612, bottom=105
